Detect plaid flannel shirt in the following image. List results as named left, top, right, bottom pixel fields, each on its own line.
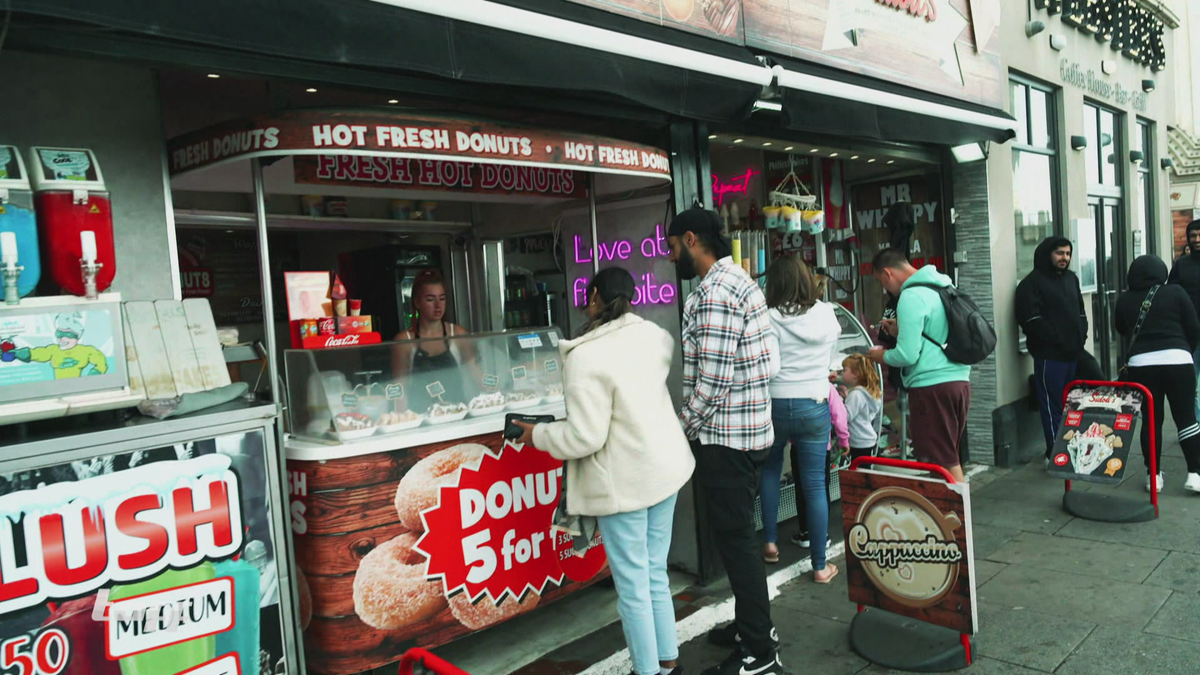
left=680, top=257, right=775, bottom=451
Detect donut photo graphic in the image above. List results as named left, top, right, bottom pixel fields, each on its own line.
left=394, top=443, right=487, bottom=530
left=352, top=533, right=448, bottom=630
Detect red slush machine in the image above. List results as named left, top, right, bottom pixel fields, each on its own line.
left=28, top=147, right=115, bottom=298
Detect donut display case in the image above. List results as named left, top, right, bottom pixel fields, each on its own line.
left=283, top=327, right=609, bottom=674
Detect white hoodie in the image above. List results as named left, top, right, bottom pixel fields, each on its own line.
left=765, top=302, right=841, bottom=400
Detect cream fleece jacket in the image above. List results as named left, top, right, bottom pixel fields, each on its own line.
left=532, top=313, right=695, bottom=517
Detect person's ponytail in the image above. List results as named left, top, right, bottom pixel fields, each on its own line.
left=578, top=267, right=636, bottom=336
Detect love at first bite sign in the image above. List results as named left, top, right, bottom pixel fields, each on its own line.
left=839, top=468, right=978, bottom=635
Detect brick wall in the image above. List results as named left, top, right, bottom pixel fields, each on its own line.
left=951, top=159, right=998, bottom=464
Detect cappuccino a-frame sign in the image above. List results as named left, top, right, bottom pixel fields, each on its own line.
left=840, top=457, right=979, bottom=670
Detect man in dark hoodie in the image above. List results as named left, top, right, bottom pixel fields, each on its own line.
left=1167, top=219, right=1200, bottom=420
left=1016, top=236, right=1088, bottom=460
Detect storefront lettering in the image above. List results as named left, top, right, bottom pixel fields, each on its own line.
left=712, top=169, right=760, bottom=206
left=311, top=155, right=579, bottom=196
left=855, top=202, right=939, bottom=229
left=1037, top=0, right=1167, bottom=71
left=570, top=224, right=677, bottom=306
left=171, top=127, right=280, bottom=171
left=875, top=0, right=937, bottom=22
left=1059, top=60, right=1149, bottom=112
left=572, top=273, right=677, bottom=307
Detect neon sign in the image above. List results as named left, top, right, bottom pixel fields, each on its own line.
left=571, top=223, right=678, bottom=306
left=711, top=169, right=759, bottom=206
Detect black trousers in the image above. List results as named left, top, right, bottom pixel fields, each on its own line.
left=1124, top=364, right=1200, bottom=474
left=694, top=442, right=775, bottom=658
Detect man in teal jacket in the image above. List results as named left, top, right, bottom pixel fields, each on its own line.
left=868, top=249, right=971, bottom=482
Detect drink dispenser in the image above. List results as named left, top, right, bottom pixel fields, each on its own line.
left=29, top=147, right=115, bottom=298
left=0, top=146, right=39, bottom=302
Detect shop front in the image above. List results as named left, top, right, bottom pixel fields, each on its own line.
left=988, top=0, right=1181, bottom=464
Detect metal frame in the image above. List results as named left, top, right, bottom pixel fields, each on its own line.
left=1009, top=74, right=1066, bottom=268
left=1135, top=118, right=1157, bottom=257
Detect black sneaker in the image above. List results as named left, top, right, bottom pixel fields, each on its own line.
left=701, top=648, right=787, bottom=675
left=790, top=532, right=832, bottom=549
left=706, top=624, right=779, bottom=649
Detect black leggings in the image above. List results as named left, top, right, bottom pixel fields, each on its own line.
left=1124, top=364, right=1200, bottom=474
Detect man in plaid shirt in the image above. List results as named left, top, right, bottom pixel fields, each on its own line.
left=668, top=207, right=784, bottom=675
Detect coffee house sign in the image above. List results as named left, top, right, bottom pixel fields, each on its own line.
left=1060, top=59, right=1149, bottom=111
left=1036, top=0, right=1167, bottom=71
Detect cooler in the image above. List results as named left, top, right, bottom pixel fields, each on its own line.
left=0, top=146, right=39, bottom=297
left=28, top=147, right=115, bottom=297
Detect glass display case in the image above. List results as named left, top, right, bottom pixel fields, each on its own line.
left=285, top=327, right=565, bottom=444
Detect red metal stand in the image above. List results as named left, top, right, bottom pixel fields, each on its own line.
left=847, top=457, right=972, bottom=668
left=1060, top=380, right=1158, bottom=519
left=398, top=648, right=471, bottom=675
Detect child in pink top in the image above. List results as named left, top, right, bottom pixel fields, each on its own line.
left=829, top=381, right=850, bottom=461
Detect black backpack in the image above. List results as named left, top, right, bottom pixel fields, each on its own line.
left=905, top=282, right=997, bottom=365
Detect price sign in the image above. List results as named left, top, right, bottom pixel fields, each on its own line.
left=544, top=359, right=559, bottom=373
left=426, top=381, right=446, bottom=398
left=511, top=366, right=527, bottom=381
left=483, top=374, right=500, bottom=389
left=548, top=332, right=560, bottom=347
left=517, top=334, right=544, bottom=349
left=341, top=393, right=359, bottom=408
left=385, top=383, right=405, bottom=400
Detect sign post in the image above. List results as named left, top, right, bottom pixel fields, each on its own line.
left=841, top=457, right=977, bottom=671
left=1052, top=380, right=1158, bottom=522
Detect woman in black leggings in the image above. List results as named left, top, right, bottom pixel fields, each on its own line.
left=1115, top=255, right=1200, bottom=493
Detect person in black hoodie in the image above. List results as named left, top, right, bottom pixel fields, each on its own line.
left=1016, top=236, right=1088, bottom=460
left=1167, top=219, right=1200, bottom=421
left=1116, top=254, right=1200, bottom=494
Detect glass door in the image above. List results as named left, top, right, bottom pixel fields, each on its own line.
left=1089, top=198, right=1125, bottom=378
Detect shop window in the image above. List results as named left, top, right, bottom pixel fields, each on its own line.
left=1134, top=120, right=1156, bottom=257
left=1084, top=103, right=1122, bottom=190
left=1010, top=77, right=1062, bottom=278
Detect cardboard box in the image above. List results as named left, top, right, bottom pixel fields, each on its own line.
left=338, top=316, right=372, bottom=334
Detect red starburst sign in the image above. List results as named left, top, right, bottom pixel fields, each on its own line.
left=415, top=442, right=567, bottom=604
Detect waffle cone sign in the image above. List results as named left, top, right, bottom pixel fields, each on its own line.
left=840, top=467, right=978, bottom=634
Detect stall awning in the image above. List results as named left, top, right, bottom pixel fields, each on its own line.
left=770, top=60, right=1018, bottom=147
left=10, top=0, right=771, bottom=123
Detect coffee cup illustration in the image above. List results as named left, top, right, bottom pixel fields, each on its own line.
left=848, top=487, right=964, bottom=608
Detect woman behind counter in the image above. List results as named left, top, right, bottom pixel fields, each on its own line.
left=391, top=270, right=474, bottom=411
left=514, top=267, right=693, bottom=675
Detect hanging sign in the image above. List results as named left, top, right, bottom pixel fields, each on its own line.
left=168, top=110, right=672, bottom=182
left=294, top=156, right=587, bottom=199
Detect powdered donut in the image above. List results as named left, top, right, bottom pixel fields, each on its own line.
left=296, top=567, right=313, bottom=630
left=394, top=443, right=487, bottom=530
left=448, top=589, right=540, bottom=630
left=353, top=534, right=447, bottom=629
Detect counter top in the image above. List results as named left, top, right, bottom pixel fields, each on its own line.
left=285, top=401, right=566, bottom=461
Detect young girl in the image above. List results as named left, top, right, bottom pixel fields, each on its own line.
left=842, top=354, right=884, bottom=461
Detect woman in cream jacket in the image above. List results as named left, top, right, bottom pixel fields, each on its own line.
left=514, top=267, right=693, bottom=675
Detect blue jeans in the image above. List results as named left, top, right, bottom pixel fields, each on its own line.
left=1034, top=358, right=1077, bottom=457
left=597, top=493, right=679, bottom=675
left=760, top=398, right=831, bottom=569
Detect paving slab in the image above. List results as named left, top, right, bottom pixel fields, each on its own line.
left=972, top=523, right=1023, bottom=560
left=859, top=655, right=1047, bottom=674
left=773, top=568, right=860, bottom=625
left=1056, top=624, right=1200, bottom=675
left=986, top=532, right=1164, bottom=583
left=970, top=495, right=1075, bottom=535
left=1144, top=593, right=1200, bottom=643
left=1144, top=552, right=1200, bottom=594
left=973, top=601, right=1096, bottom=672
left=976, top=564, right=1170, bottom=627
left=973, top=559, right=1007, bottom=587
left=974, top=473, right=1091, bottom=503
left=1055, top=500, right=1200, bottom=556
left=774, top=609, right=870, bottom=675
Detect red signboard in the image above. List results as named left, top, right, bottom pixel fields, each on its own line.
left=301, top=332, right=383, bottom=350
left=294, top=155, right=587, bottom=199
left=167, top=110, right=672, bottom=182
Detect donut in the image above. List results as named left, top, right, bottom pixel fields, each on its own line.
left=395, top=444, right=487, bottom=530
left=296, top=567, right=312, bottom=631
left=448, top=589, right=540, bottom=630
left=353, top=534, right=447, bottom=629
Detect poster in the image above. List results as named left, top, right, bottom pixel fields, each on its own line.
left=177, top=231, right=299, bottom=325
left=0, top=430, right=288, bottom=675
left=840, top=468, right=977, bottom=634
left=1047, top=386, right=1143, bottom=484
left=289, top=432, right=608, bottom=675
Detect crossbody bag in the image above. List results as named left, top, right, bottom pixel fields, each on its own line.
left=1119, top=284, right=1159, bottom=377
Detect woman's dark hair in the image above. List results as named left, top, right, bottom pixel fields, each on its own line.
left=579, top=267, right=636, bottom=335
left=765, top=255, right=820, bottom=316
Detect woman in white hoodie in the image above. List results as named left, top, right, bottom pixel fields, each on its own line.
left=761, top=256, right=842, bottom=583
left=514, top=267, right=694, bottom=675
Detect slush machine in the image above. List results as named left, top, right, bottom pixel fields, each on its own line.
left=0, top=146, right=39, bottom=303
left=29, top=147, right=115, bottom=298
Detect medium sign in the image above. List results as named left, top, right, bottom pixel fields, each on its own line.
left=841, top=467, right=978, bottom=634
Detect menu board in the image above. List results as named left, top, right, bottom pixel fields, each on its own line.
left=1047, top=386, right=1143, bottom=484
left=0, top=430, right=287, bottom=675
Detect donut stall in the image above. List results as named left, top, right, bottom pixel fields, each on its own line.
left=165, top=106, right=677, bottom=674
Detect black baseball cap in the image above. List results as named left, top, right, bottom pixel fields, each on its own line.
left=668, top=207, right=732, bottom=257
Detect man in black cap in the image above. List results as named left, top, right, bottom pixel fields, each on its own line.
left=1016, top=236, right=1087, bottom=464
left=1169, top=219, right=1200, bottom=421
left=667, top=207, right=784, bottom=675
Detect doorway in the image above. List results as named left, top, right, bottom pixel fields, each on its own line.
left=1087, top=197, right=1125, bottom=378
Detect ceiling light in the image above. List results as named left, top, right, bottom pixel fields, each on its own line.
left=810, top=148, right=819, bottom=153
left=887, top=160, right=895, bottom=164
left=708, top=134, right=718, bottom=139
left=784, top=146, right=794, bottom=151
left=752, top=100, right=783, bottom=112
left=206, top=73, right=221, bottom=79
left=733, top=138, right=744, bottom=144
left=867, top=158, right=877, bottom=163
left=763, top=142, right=772, bottom=147
left=305, top=87, right=318, bottom=93
left=850, top=155, right=860, bottom=160
left=830, top=152, right=839, bottom=157
left=388, top=99, right=399, bottom=104
left=951, top=142, right=987, bottom=163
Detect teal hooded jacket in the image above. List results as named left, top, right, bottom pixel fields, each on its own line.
left=884, top=265, right=972, bottom=389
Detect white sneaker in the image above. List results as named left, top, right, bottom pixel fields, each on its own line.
left=1146, top=472, right=1165, bottom=493
left=1185, top=473, right=1200, bottom=494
